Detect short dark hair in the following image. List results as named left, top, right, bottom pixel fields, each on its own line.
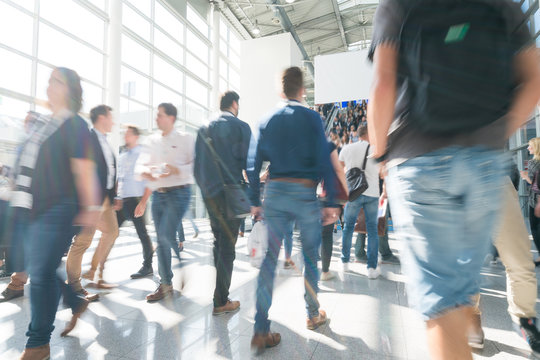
left=220, top=91, right=240, bottom=111
left=126, top=125, right=140, bottom=136
left=56, top=67, right=83, bottom=113
left=158, top=103, right=177, bottom=120
left=90, top=105, right=112, bottom=124
left=282, top=66, right=304, bottom=99
left=358, top=123, right=368, bottom=138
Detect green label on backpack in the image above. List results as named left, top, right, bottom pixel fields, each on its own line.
left=444, top=23, right=470, bottom=43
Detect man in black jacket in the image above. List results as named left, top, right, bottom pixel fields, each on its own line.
left=194, top=91, right=251, bottom=315
left=66, top=105, right=119, bottom=294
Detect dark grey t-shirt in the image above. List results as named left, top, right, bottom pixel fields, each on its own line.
left=368, top=0, right=532, bottom=168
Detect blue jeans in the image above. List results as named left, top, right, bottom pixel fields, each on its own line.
left=254, top=182, right=322, bottom=334
left=5, top=207, right=30, bottom=273
left=25, top=199, right=85, bottom=348
left=177, top=217, right=198, bottom=243
left=386, top=146, right=507, bottom=319
left=342, top=195, right=379, bottom=269
left=283, top=220, right=294, bottom=259
left=151, top=187, right=191, bottom=285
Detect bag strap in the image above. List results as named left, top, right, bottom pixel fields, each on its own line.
left=199, top=126, right=239, bottom=185
left=361, top=144, right=371, bottom=171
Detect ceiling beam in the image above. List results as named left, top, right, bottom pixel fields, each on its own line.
left=264, top=0, right=315, bottom=77
left=330, top=0, right=348, bottom=49
left=302, top=22, right=371, bottom=46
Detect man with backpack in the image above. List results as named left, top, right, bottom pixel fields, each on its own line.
left=368, top=0, right=540, bottom=358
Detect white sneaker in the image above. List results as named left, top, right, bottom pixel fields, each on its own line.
left=368, top=267, right=380, bottom=279
left=320, top=271, right=335, bottom=281
left=342, top=262, right=350, bottom=272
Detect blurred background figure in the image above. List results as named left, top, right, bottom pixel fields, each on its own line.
left=115, top=125, right=154, bottom=279
left=0, top=111, right=47, bottom=303
left=521, top=137, right=540, bottom=266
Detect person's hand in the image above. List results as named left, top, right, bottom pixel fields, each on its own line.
left=113, top=198, right=123, bottom=211
left=141, top=172, right=157, bottom=181
left=521, top=170, right=529, bottom=180
left=322, top=207, right=340, bottom=226
left=536, top=202, right=540, bottom=218
left=158, top=164, right=179, bottom=178
left=134, top=201, right=147, bottom=218
left=251, top=206, right=263, bottom=221
left=74, top=209, right=101, bottom=227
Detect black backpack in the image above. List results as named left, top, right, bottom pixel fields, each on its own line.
left=399, top=0, right=516, bottom=135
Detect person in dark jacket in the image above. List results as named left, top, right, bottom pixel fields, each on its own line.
left=194, top=91, right=251, bottom=316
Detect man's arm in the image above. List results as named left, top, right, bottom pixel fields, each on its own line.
left=506, top=47, right=540, bottom=136
left=71, top=158, right=101, bottom=227
left=367, top=44, right=398, bottom=158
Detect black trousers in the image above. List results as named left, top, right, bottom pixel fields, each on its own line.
left=117, top=197, right=153, bottom=268
left=204, top=192, right=242, bottom=307
left=321, top=223, right=335, bottom=273
left=529, top=206, right=540, bottom=255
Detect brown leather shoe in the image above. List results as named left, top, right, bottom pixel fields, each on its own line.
left=306, top=309, right=327, bottom=330
left=0, top=286, right=24, bottom=302
left=250, top=332, right=281, bottom=355
left=76, top=288, right=99, bottom=302
left=146, top=284, right=173, bottom=302
left=61, top=298, right=90, bottom=337
left=212, top=300, right=240, bottom=315
left=19, top=344, right=50, bottom=360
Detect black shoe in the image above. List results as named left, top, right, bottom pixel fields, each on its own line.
left=381, top=254, right=401, bottom=265
left=0, top=287, right=24, bottom=302
left=355, top=253, right=367, bottom=263
left=131, top=266, right=153, bottom=279
left=514, top=317, right=540, bottom=356
left=0, top=265, right=11, bottom=279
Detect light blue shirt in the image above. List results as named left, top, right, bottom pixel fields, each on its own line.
left=117, top=145, right=146, bottom=198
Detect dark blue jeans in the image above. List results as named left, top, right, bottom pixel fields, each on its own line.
left=7, top=207, right=30, bottom=273
left=254, top=182, right=322, bottom=334
left=25, top=199, right=85, bottom=348
left=342, top=195, right=379, bottom=269
left=151, top=187, right=191, bottom=285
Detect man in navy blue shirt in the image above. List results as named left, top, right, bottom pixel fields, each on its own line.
left=194, top=91, right=251, bottom=316
left=248, top=67, right=339, bottom=354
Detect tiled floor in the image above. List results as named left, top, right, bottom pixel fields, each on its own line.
left=1, top=220, right=539, bottom=359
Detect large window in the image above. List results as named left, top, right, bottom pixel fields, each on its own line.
left=0, top=0, right=108, bottom=166
left=218, top=16, right=242, bottom=94
left=119, top=0, right=210, bottom=130
left=509, top=0, right=540, bottom=215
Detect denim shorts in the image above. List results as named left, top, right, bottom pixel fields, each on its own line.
left=386, top=146, right=507, bottom=320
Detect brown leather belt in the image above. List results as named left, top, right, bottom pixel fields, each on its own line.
left=156, top=185, right=188, bottom=193
left=271, top=177, right=317, bottom=188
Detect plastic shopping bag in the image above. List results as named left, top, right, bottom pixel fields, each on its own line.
left=247, top=221, right=268, bottom=268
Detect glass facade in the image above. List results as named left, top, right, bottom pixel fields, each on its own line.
left=0, top=0, right=244, bottom=218
left=510, top=0, right=540, bottom=214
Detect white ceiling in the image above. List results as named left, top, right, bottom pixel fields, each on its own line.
left=216, top=0, right=378, bottom=103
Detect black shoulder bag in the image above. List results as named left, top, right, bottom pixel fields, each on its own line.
left=345, top=144, right=370, bottom=202
left=200, top=127, right=251, bottom=219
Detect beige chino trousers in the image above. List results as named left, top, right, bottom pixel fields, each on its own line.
left=476, top=177, right=537, bottom=322
left=66, top=197, right=119, bottom=290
